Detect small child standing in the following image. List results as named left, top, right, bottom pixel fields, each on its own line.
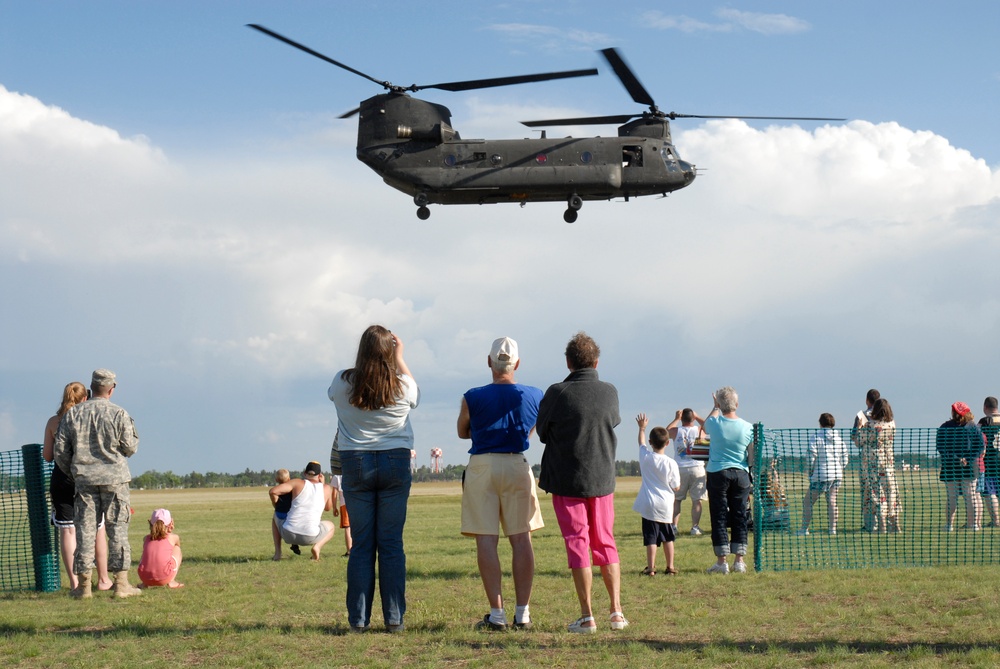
left=138, top=508, right=183, bottom=588
left=271, top=468, right=300, bottom=559
left=633, top=413, right=681, bottom=575
left=330, top=473, right=352, bottom=557
left=798, top=413, right=849, bottom=536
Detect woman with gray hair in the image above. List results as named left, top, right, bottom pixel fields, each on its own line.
left=703, top=387, right=754, bottom=574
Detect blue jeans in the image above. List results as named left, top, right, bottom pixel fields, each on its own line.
left=340, top=448, right=412, bottom=628
left=706, top=468, right=751, bottom=557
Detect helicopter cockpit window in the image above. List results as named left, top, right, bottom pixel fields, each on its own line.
left=661, top=146, right=682, bottom=173
left=622, top=146, right=643, bottom=168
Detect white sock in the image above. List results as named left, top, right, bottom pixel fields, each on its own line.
left=515, top=605, right=530, bottom=624
left=490, top=607, right=506, bottom=625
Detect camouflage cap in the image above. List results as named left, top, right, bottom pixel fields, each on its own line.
left=92, top=369, right=117, bottom=387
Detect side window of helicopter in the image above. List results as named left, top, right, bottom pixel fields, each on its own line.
left=622, top=145, right=643, bottom=168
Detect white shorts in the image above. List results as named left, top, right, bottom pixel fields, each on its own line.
left=676, top=465, right=708, bottom=502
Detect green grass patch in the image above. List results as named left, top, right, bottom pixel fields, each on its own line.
left=1, top=481, right=999, bottom=667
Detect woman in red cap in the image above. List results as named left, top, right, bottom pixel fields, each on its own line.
left=936, top=402, right=985, bottom=532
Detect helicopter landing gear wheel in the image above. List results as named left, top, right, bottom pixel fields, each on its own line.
left=414, top=192, right=429, bottom=207
left=416, top=206, right=431, bottom=220
left=564, top=193, right=582, bottom=223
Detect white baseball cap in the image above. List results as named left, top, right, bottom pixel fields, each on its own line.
left=489, top=337, right=519, bottom=365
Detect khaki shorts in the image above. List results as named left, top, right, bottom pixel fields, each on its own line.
left=676, top=465, right=708, bottom=502
left=461, top=453, right=544, bottom=537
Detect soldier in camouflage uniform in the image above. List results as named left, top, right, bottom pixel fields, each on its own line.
left=53, top=369, right=142, bottom=599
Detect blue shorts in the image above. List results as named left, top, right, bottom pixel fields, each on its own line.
left=809, top=480, right=842, bottom=494
left=980, top=476, right=999, bottom=497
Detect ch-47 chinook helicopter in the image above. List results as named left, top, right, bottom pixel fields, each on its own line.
left=249, top=25, right=843, bottom=222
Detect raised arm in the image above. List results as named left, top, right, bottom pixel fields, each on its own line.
left=636, top=413, right=649, bottom=446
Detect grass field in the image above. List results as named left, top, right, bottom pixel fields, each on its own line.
left=2, top=478, right=1000, bottom=668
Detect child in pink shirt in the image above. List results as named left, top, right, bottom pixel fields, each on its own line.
left=138, top=508, right=184, bottom=588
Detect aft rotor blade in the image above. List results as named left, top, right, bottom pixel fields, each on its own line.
left=667, top=112, right=846, bottom=121
left=600, top=48, right=656, bottom=108
left=417, top=68, right=598, bottom=93
left=522, top=113, right=638, bottom=127
left=247, top=24, right=391, bottom=90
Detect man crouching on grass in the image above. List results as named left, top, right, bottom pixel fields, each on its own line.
left=457, top=336, right=545, bottom=631
left=269, top=462, right=336, bottom=560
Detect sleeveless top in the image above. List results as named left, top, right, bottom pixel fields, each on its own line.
left=282, top=479, right=325, bottom=535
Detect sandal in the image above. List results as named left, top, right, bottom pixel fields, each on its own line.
left=664, top=568, right=678, bottom=576
left=567, top=616, right=597, bottom=634
left=640, top=566, right=656, bottom=576
left=609, top=612, right=629, bottom=631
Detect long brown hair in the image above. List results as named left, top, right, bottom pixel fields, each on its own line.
left=341, top=325, right=404, bottom=410
left=56, top=382, right=88, bottom=417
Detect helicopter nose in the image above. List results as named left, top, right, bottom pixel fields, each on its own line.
left=681, top=161, right=696, bottom=183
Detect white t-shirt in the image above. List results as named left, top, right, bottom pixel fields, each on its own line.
left=672, top=424, right=704, bottom=469
left=632, top=445, right=681, bottom=523
left=808, top=428, right=849, bottom=482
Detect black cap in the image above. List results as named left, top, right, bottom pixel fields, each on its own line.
left=304, top=461, right=322, bottom=476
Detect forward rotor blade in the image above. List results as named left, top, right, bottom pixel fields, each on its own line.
left=667, top=113, right=846, bottom=121
left=247, top=24, right=391, bottom=90
left=522, top=114, right=638, bottom=127
left=338, top=106, right=361, bottom=119
left=600, top=48, right=655, bottom=108
left=417, top=68, right=598, bottom=93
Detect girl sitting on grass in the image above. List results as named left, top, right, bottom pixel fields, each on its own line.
left=138, top=508, right=184, bottom=588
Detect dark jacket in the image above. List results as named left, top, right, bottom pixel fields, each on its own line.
left=537, top=367, right=621, bottom=497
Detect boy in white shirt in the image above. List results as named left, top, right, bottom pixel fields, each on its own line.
left=798, top=413, right=849, bottom=535
left=633, top=414, right=681, bottom=575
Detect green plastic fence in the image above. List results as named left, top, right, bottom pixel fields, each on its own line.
left=753, top=425, right=1000, bottom=571
left=0, top=445, right=60, bottom=592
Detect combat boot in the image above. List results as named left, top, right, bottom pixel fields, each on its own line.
left=70, top=571, right=92, bottom=599
left=112, top=570, right=143, bottom=598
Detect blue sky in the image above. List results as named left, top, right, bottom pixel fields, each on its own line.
left=2, top=1, right=999, bottom=475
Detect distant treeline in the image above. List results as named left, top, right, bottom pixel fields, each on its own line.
left=130, top=461, right=648, bottom=490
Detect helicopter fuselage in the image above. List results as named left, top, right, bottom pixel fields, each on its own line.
left=355, top=93, right=695, bottom=210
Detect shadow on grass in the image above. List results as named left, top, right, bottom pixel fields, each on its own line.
left=2, top=621, right=997, bottom=655
left=0, top=620, right=449, bottom=638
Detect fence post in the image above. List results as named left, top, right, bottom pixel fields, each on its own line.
left=752, top=422, right=764, bottom=572
left=21, top=444, right=60, bottom=592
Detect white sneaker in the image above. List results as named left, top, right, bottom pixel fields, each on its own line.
left=796, top=528, right=809, bottom=536
left=732, top=561, right=747, bottom=573
left=690, top=526, right=703, bottom=536
left=706, top=562, right=729, bottom=575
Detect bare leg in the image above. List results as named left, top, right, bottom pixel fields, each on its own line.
left=343, top=525, right=353, bottom=554
left=691, top=499, right=704, bottom=528
left=827, top=488, right=840, bottom=533
left=570, top=566, right=594, bottom=625
left=59, top=526, right=78, bottom=590
left=945, top=482, right=959, bottom=528
left=475, top=534, right=503, bottom=609
left=644, top=544, right=656, bottom=572
left=672, top=500, right=682, bottom=527
left=663, top=542, right=675, bottom=572
left=987, top=495, right=1000, bottom=525
left=95, top=526, right=113, bottom=590
left=272, top=517, right=283, bottom=560
left=168, top=544, right=184, bottom=588
left=800, top=490, right=818, bottom=530
left=310, top=521, right=337, bottom=560
left=508, top=532, right=534, bottom=608
left=599, top=562, right=622, bottom=616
